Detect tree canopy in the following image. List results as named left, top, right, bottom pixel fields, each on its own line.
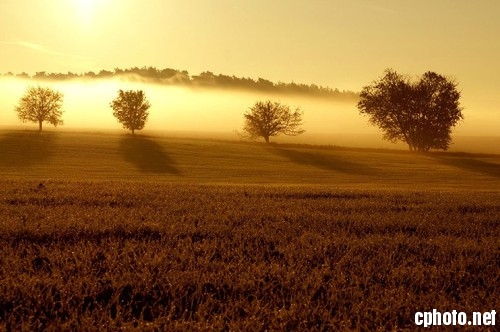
left=110, top=90, right=151, bottom=135
left=357, top=69, right=463, bottom=151
left=242, top=100, right=305, bottom=143
left=14, top=86, right=64, bottom=131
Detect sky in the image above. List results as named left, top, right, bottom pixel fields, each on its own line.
left=0, top=0, right=499, bottom=137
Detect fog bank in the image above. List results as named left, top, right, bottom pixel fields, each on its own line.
left=0, top=77, right=498, bottom=152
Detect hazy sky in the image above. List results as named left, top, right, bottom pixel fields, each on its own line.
left=0, top=0, right=499, bottom=135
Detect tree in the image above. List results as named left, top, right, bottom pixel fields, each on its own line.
left=110, top=89, right=151, bottom=135
left=15, top=86, right=64, bottom=132
left=242, top=100, right=305, bottom=143
left=357, top=69, right=463, bottom=151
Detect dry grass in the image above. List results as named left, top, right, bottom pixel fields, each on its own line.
left=0, top=181, right=498, bottom=330
left=0, top=130, right=499, bottom=190
left=0, top=130, right=498, bottom=330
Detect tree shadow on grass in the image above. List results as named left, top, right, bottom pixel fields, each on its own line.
left=268, top=147, right=379, bottom=175
left=0, top=131, right=57, bottom=167
left=119, top=136, right=181, bottom=174
left=430, top=154, right=500, bottom=178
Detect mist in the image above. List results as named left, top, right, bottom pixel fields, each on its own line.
left=0, top=77, right=368, bottom=134
left=0, top=77, right=498, bottom=153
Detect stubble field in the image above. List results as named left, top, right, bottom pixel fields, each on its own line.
left=0, top=130, right=499, bottom=330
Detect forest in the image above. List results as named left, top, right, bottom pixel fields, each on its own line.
left=1, top=66, right=359, bottom=101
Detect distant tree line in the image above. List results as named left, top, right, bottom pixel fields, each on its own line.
left=1, top=67, right=359, bottom=101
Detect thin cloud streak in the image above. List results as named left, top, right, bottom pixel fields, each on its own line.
left=2, top=40, right=89, bottom=60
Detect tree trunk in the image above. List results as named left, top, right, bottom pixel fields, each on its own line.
left=38, top=120, right=42, bottom=132
left=132, top=128, right=135, bottom=135
left=264, top=135, right=269, bottom=143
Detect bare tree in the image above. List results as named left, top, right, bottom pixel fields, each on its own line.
left=110, top=89, right=151, bottom=135
left=15, top=86, right=64, bottom=132
left=357, top=69, right=463, bottom=151
left=242, top=100, right=305, bottom=143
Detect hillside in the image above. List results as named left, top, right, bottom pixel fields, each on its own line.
left=1, top=130, right=499, bottom=190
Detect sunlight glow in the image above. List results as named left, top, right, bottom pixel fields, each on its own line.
left=74, top=0, right=98, bottom=25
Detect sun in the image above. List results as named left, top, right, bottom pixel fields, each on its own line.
left=73, top=0, right=98, bottom=25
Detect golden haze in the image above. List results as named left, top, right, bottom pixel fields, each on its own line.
left=0, top=77, right=499, bottom=153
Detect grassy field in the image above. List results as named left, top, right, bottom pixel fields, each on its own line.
left=0, top=130, right=499, bottom=189
left=0, top=130, right=499, bottom=330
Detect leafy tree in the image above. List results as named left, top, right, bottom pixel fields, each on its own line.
left=14, top=86, right=64, bottom=132
left=357, top=69, right=463, bottom=151
left=110, top=89, right=151, bottom=135
left=242, top=100, right=305, bottom=143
